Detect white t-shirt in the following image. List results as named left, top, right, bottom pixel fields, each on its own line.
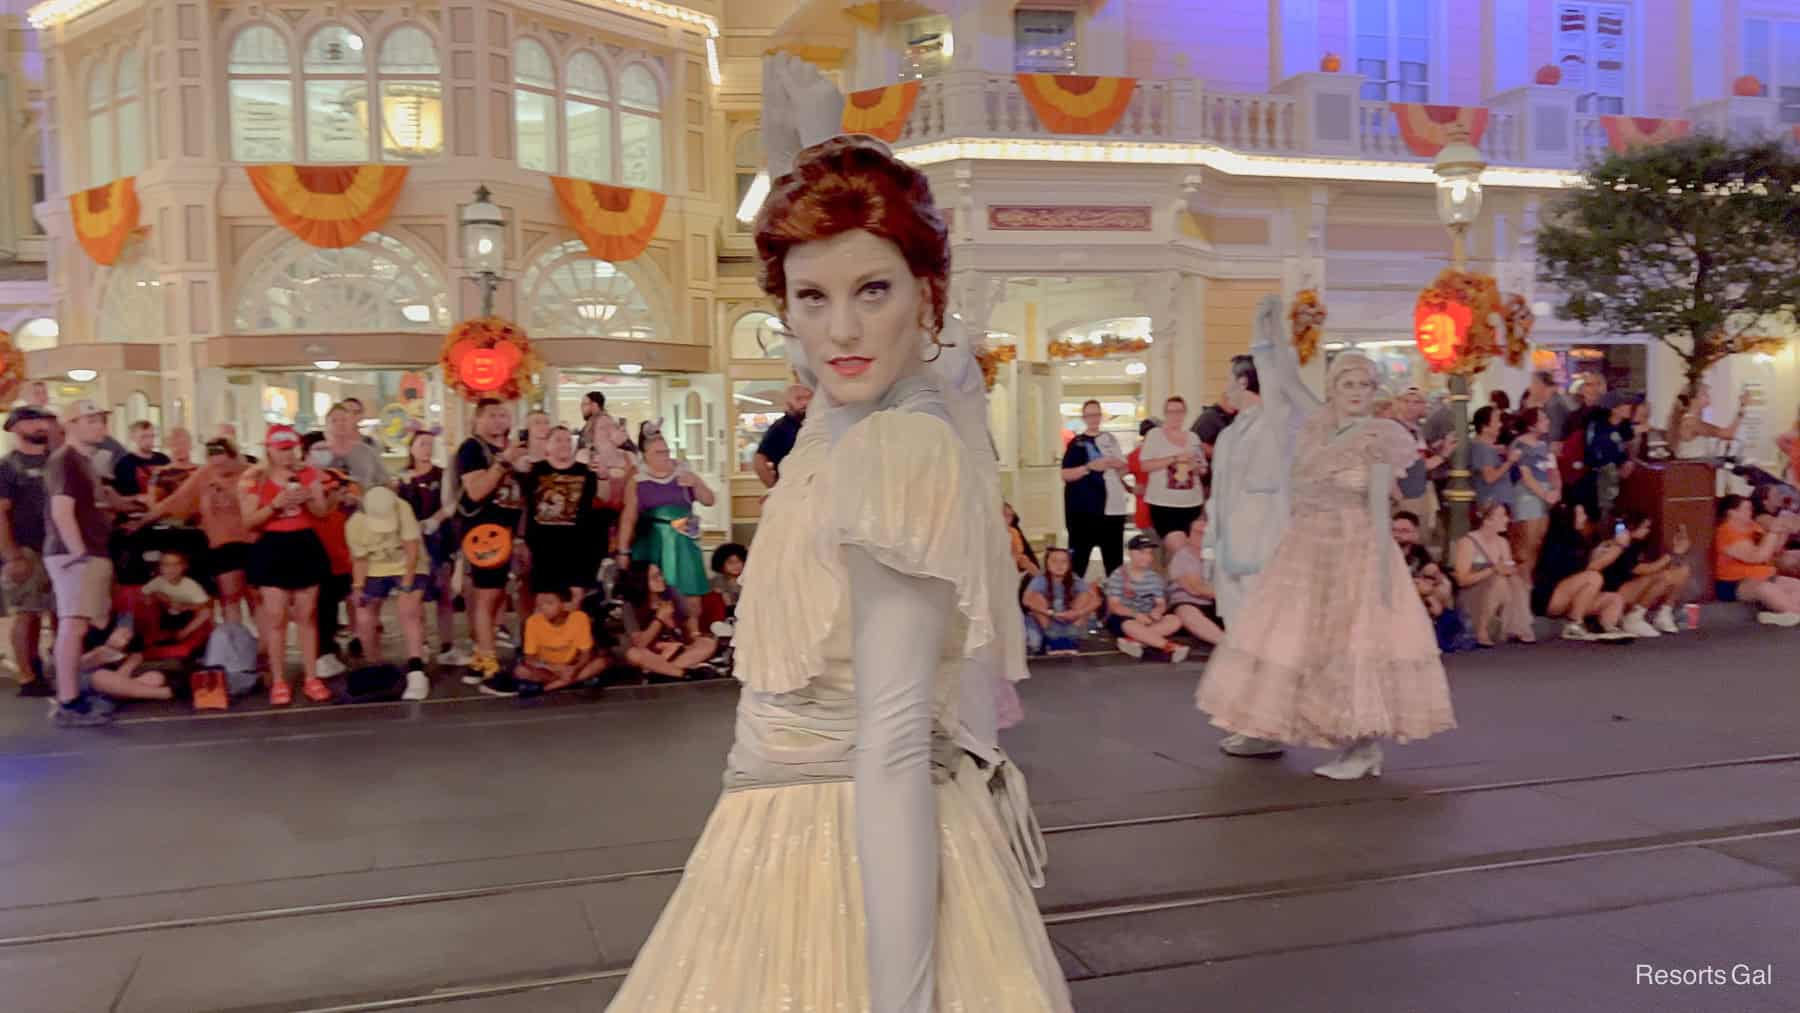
left=1141, top=426, right=1205, bottom=509
left=1092, top=431, right=1130, bottom=516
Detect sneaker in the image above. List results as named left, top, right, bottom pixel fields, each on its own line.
left=464, top=652, right=500, bottom=685
left=1168, top=644, right=1192, bottom=664
left=315, top=654, right=348, bottom=679
left=436, top=645, right=472, bottom=667
left=495, top=627, right=516, bottom=649
left=1116, top=639, right=1144, bottom=660
left=1560, top=621, right=1593, bottom=641
left=1598, top=624, right=1633, bottom=640
left=1652, top=605, right=1680, bottom=635
left=1621, top=608, right=1660, bottom=639
left=18, top=679, right=54, bottom=698
left=709, top=621, right=736, bottom=639
left=477, top=673, right=520, bottom=697
left=1757, top=611, right=1800, bottom=628
left=402, top=669, right=430, bottom=702
left=51, top=694, right=114, bottom=727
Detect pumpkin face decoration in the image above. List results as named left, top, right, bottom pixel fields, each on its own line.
left=461, top=523, right=514, bottom=569
left=1319, top=53, right=1342, bottom=73
left=440, top=317, right=540, bottom=403
left=450, top=339, right=522, bottom=394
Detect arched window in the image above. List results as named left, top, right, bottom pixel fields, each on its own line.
left=618, top=64, right=662, bottom=188
left=729, top=310, right=786, bottom=360
left=302, top=25, right=369, bottom=162
left=564, top=51, right=612, bottom=182
left=514, top=39, right=557, bottom=173
left=521, top=239, right=660, bottom=340
left=376, top=26, right=443, bottom=160
left=86, top=60, right=112, bottom=186
left=227, top=24, right=296, bottom=162
left=13, top=317, right=61, bottom=352
left=227, top=21, right=441, bottom=163
left=98, top=242, right=168, bottom=343
left=232, top=231, right=450, bottom=333
left=116, top=50, right=144, bottom=176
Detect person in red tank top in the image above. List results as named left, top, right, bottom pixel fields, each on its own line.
left=239, top=425, right=333, bottom=706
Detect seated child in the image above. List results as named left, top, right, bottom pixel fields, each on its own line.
left=706, top=542, right=747, bottom=637
left=1021, top=547, right=1100, bottom=656
left=516, top=591, right=608, bottom=692
left=1102, top=535, right=1191, bottom=664
left=82, top=612, right=173, bottom=702
left=142, top=551, right=212, bottom=647
left=620, top=560, right=718, bottom=680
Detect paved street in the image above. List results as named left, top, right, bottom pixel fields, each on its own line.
left=2, top=609, right=1797, bottom=1012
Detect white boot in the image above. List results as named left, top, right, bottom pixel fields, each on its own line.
left=1220, top=733, right=1285, bottom=758
left=1651, top=605, right=1680, bottom=634
left=1313, top=738, right=1384, bottom=780
left=1621, top=607, right=1660, bottom=638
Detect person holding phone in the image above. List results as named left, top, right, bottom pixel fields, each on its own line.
left=1598, top=512, right=1690, bottom=638
left=616, top=432, right=713, bottom=597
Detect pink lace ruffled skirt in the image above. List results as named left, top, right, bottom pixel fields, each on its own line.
left=1196, top=506, right=1456, bottom=748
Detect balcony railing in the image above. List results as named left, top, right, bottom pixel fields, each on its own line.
left=891, top=71, right=1789, bottom=175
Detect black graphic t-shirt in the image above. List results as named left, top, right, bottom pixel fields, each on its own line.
left=455, top=437, right=523, bottom=531
left=523, top=461, right=598, bottom=558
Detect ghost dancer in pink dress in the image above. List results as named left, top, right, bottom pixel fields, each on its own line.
left=1196, top=351, right=1455, bottom=779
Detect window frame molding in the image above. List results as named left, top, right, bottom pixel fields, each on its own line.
left=1350, top=0, right=1449, bottom=104
left=511, top=36, right=668, bottom=188
left=222, top=14, right=448, bottom=166
left=1550, top=0, right=1644, bottom=117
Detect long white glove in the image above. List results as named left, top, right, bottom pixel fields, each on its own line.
left=762, top=53, right=847, bottom=179
left=846, top=546, right=953, bottom=1013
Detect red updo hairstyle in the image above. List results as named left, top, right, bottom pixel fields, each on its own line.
left=754, top=137, right=950, bottom=339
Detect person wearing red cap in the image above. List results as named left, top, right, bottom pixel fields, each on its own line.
left=239, top=424, right=333, bottom=705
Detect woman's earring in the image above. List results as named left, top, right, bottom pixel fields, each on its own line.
left=921, top=330, right=944, bottom=363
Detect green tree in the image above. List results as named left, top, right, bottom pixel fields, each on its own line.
left=1536, top=134, right=1800, bottom=388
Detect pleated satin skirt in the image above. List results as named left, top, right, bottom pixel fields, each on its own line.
left=606, top=756, right=1073, bottom=1012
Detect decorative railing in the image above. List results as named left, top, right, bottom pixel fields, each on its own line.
left=888, top=71, right=1796, bottom=175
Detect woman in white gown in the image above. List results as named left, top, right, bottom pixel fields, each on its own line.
left=606, top=137, right=1072, bottom=1011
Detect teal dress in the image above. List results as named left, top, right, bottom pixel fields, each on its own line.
left=630, top=468, right=709, bottom=596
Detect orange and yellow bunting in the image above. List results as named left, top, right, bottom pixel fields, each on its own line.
left=245, top=164, right=408, bottom=249
left=69, top=177, right=139, bottom=266
left=1389, top=103, right=1491, bottom=157
left=1600, top=116, right=1690, bottom=152
left=842, top=82, right=920, bottom=143
left=1015, top=74, right=1136, bottom=135
left=551, top=179, right=666, bottom=262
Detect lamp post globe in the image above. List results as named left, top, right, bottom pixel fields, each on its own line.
left=461, top=185, right=506, bottom=315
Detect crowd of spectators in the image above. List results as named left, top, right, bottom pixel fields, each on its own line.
left=1025, top=364, right=1799, bottom=665
left=1, top=387, right=752, bottom=727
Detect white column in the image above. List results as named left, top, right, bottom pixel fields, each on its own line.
left=1142, top=269, right=1201, bottom=410
left=1272, top=0, right=1320, bottom=83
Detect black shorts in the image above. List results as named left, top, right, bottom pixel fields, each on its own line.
left=528, top=553, right=595, bottom=597
left=468, top=562, right=511, bottom=591
left=208, top=541, right=251, bottom=578
left=1148, top=504, right=1204, bottom=539
left=1104, top=614, right=1130, bottom=638
left=248, top=529, right=330, bottom=590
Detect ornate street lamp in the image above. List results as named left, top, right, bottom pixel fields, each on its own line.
left=1432, top=131, right=1486, bottom=543
left=460, top=185, right=506, bottom=316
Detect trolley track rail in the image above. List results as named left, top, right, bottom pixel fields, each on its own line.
left=6, top=750, right=1798, bottom=950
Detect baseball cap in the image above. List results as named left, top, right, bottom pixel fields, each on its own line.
left=63, top=399, right=109, bottom=421
left=4, top=405, right=55, bottom=431
left=265, top=424, right=301, bottom=450
left=360, top=485, right=402, bottom=534
left=1127, top=534, right=1158, bottom=551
